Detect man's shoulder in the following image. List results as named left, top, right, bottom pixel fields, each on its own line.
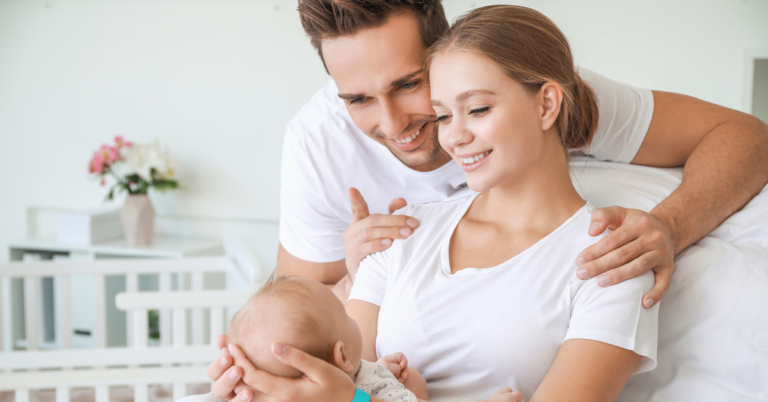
left=285, top=80, right=355, bottom=140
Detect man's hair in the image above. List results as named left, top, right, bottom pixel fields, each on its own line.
left=297, top=0, right=449, bottom=71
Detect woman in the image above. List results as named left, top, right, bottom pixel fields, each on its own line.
left=345, top=5, right=657, bottom=401
left=214, top=5, right=657, bottom=402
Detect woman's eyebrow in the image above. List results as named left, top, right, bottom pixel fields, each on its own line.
left=456, top=89, right=496, bottom=102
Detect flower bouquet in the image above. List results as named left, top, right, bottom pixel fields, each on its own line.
left=89, top=136, right=179, bottom=246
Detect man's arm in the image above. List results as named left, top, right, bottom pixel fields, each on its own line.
left=578, top=91, right=768, bottom=307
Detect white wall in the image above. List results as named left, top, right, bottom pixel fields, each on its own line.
left=1, top=0, right=767, bottom=265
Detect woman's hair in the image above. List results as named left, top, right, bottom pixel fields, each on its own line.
left=426, top=5, right=599, bottom=149
left=298, top=0, right=449, bottom=72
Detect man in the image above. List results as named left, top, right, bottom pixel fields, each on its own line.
left=209, top=0, right=768, bottom=400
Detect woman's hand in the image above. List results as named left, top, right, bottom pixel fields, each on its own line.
left=208, top=335, right=246, bottom=402
left=344, top=188, right=418, bottom=279
left=480, top=387, right=524, bottom=402
left=377, top=352, right=409, bottom=383
left=231, top=342, right=357, bottom=402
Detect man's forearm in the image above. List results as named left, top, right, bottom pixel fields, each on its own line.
left=650, top=115, right=768, bottom=253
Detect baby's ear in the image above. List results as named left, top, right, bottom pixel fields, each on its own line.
left=332, top=341, right=355, bottom=373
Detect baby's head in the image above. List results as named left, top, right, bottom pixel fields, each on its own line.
left=228, top=276, right=363, bottom=379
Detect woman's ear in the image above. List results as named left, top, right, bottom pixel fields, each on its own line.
left=332, top=341, right=355, bottom=373
left=539, top=82, right=563, bottom=131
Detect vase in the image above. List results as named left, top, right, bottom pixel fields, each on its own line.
left=120, top=194, right=155, bottom=247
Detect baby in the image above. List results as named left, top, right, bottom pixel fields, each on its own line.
left=227, top=276, right=518, bottom=402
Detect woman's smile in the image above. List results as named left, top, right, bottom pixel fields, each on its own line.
left=456, top=149, right=493, bottom=172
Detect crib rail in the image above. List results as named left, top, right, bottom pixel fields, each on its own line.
left=0, top=245, right=263, bottom=402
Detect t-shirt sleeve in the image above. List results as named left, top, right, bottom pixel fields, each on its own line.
left=348, top=249, right=390, bottom=307
left=565, top=270, right=659, bottom=374
left=279, top=127, right=348, bottom=263
left=574, top=68, right=655, bottom=163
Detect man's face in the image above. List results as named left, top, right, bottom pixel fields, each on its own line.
left=321, top=12, right=450, bottom=172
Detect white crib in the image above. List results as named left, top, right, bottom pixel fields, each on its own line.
left=0, top=239, right=266, bottom=402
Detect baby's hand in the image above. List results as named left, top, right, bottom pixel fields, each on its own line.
left=377, top=352, right=409, bottom=383
left=479, top=387, right=523, bottom=402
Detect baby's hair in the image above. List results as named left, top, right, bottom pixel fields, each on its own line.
left=227, top=276, right=335, bottom=377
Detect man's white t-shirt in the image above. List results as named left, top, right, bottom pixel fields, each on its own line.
left=349, top=196, right=659, bottom=402
left=279, top=69, right=654, bottom=263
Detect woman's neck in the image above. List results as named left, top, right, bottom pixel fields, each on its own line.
left=469, top=132, right=585, bottom=234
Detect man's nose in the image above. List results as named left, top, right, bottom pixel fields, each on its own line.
left=378, top=98, right=408, bottom=139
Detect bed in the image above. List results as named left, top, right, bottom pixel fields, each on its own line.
left=569, top=157, right=768, bottom=401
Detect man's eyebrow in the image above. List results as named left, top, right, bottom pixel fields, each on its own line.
left=338, top=92, right=364, bottom=101
left=457, top=89, right=496, bottom=102
left=337, top=69, right=424, bottom=100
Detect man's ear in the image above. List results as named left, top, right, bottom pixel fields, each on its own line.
left=540, top=82, right=563, bottom=132
left=332, top=340, right=355, bottom=373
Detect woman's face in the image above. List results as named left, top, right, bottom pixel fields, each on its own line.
left=430, top=50, right=549, bottom=193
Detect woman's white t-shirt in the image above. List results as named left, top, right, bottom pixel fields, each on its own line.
left=349, top=195, right=659, bottom=402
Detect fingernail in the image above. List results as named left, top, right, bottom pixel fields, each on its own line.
left=597, top=276, right=610, bottom=286
left=381, top=239, right=392, bottom=246
left=645, top=298, right=654, bottom=308
left=239, top=393, right=251, bottom=402
left=576, top=257, right=586, bottom=266
left=576, top=268, right=588, bottom=280
left=273, top=342, right=288, bottom=355
left=406, top=218, right=417, bottom=228
left=228, top=368, right=240, bottom=380
left=219, top=356, right=229, bottom=367
left=590, top=222, right=601, bottom=232
left=399, top=228, right=411, bottom=236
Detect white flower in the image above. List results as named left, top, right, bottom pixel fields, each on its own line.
left=118, top=140, right=177, bottom=181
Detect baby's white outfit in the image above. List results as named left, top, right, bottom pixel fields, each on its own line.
left=355, top=360, right=418, bottom=402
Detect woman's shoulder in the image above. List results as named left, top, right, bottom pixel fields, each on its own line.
left=392, top=193, right=476, bottom=221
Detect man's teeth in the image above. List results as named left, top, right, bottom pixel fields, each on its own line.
left=460, top=151, right=491, bottom=164
left=395, top=128, right=421, bottom=144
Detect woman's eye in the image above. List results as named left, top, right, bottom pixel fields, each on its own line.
left=469, top=106, right=490, bottom=116
left=433, top=115, right=451, bottom=125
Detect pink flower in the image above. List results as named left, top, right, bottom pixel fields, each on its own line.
left=89, top=152, right=104, bottom=174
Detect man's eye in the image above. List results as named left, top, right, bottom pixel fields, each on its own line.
left=349, top=97, right=366, bottom=105
left=401, top=80, right=419, bottom=90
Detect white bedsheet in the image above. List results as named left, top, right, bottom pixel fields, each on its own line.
left=570, top=157, right=768, bottom=401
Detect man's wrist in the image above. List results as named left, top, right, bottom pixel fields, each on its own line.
left=649, top=204, right=683, bottom=255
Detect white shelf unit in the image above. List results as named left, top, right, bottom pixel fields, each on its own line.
left=6, top=237, right=223, bottom=349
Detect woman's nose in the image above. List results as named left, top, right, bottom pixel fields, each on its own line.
left=446, top=120, right=472, bottom=149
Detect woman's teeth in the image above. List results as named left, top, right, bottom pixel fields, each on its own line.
left=460, top=151, right=491, bottom=165
left=395, top=128, right=421, bottom=144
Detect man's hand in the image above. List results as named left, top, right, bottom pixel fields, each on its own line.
left=575, top=206, right=676, bottom=309
left=344, top=188, right=418, bottom=278
left=480, top=387, right=523, bottom=402
left=377, top=352, right=409, bottom=383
